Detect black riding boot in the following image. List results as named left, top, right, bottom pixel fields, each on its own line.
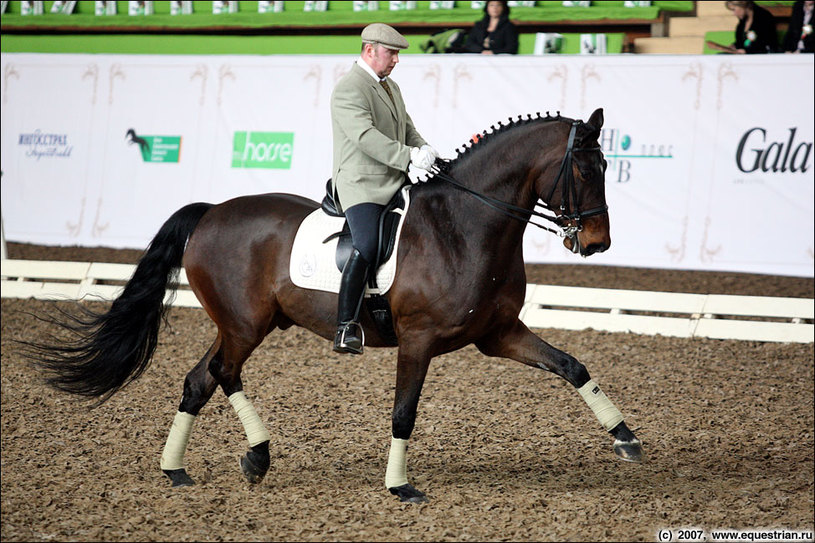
left=334, top=249, right=370, bottom=355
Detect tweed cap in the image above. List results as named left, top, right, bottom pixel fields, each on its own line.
left=361, top=23, right=409, bottom=50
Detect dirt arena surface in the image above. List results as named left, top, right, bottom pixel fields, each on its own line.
left=2, top=243, right=813, bottom=542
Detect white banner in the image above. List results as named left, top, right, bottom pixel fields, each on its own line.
left=1, top=53, right=812, bottom=277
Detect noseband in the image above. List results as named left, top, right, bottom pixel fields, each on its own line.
left=431, top=120, right=607, bottom=252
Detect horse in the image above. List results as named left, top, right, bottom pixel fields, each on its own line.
left=24, top=108, right=643, bottom=504
left=125, top=128, right=150, bottom=156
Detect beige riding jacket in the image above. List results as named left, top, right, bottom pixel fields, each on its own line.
left=330, top=62, right=426, bottom=210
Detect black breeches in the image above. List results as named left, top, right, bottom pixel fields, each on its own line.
left=344, top=203, right=385, bottom=265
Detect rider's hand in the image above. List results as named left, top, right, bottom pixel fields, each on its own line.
left=410, top=146, right=436, bottom=171
left=421, top=144, right=440, bottom=160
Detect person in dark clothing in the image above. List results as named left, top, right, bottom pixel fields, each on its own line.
left=727, top=0, right=779, bottom=53
left=782, top=0, right=815, bottom=53
left=463, top=0, right=519, bottom=55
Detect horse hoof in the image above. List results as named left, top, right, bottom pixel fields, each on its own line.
left=240, top=454, right=267, bottom=484
left=388, top=483, right=429, bottom=503
left=613, top=438, right=644, bottom=463
left=163, top=468, right=195, bottom=487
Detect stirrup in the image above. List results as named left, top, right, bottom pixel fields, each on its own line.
left=334, top=321, right=364, bottom=355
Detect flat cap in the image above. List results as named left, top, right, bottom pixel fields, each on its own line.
left=361, top=23, right=409, bottom=50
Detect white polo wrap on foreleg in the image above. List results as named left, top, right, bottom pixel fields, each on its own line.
left=385, top=437, right=409, bottom=489
left=228, top=391, right=270, bottom=447
left=577, top=379, right=624, bottom=432
left=160, top=411, right=196, bottom=471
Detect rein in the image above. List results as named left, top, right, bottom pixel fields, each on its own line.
left=430, top=120, right=607, bottom=249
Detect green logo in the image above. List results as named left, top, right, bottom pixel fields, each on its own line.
left=126, top=129, right=181, bottom=163
left=232, top=131, right=294, bottom=169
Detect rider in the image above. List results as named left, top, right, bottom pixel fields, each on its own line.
left=330, top=23, right=439, bottom=355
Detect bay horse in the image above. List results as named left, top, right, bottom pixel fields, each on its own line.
left=25, top=108, right=643, bottom=503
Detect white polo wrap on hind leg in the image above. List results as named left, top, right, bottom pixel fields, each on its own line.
left=160, top=411, right=196, bottom=471
left=577, top=379, right=624, bottom=432
left=385, top=437, right=409, bottom=489
left=228, top=391, right=270, bottom=447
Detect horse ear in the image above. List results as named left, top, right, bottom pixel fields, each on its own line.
left=582, top=108, right=604, bottom=142
left=588, top=108, right=604, bottom=130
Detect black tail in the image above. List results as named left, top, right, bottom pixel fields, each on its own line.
left=21, top=202, right=213, bottom=404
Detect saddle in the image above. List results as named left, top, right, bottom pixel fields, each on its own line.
left=320, top=179, right=408, bottom=345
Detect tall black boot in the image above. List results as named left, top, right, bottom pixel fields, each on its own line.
left=334, top=249, right=370, bottom=354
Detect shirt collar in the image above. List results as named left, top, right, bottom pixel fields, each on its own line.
left=356, top=57, right=386, bottom=83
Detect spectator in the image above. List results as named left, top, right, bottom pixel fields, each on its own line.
left=462, top=0, right=519, bottom=55
left=726, top=0, right=779, bottom=53
left=782, top=0, right=815, bottom=53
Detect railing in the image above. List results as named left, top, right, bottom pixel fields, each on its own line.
left=2, top=258, right=812, bottom=343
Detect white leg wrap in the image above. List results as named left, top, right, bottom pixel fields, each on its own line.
left=385, top=437, right=409, bottom=489
left=160, top=411, right=196, bottom=471
left=228, top=391, right=270, bottom=447
left=577, top=379, right=625, bottom=432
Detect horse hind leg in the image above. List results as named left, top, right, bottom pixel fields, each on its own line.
left=161, top=336, right=222, bottom=487
left=161, top=330, right=273, bottom=487
left=476, top=320, right=644, bottom=463
left=207, top=332, right=272, bottom=485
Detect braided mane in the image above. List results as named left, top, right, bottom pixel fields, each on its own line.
left=431, top=111, right=578, bottom=177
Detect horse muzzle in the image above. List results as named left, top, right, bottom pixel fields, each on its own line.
left=562, top=215, right=610, bottom=257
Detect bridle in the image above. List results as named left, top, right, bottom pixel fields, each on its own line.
left=430, top=120, right=608, bottom=253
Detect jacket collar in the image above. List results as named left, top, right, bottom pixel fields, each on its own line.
left=352, top=61, right=398, bottom=119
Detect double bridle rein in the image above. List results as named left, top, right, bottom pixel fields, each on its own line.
left=430, top=120, right=607, bottom=253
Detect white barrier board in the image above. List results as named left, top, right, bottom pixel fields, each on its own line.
left=1, top=53, right=812, bottom=277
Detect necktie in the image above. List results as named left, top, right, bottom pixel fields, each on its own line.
left=379, top=79, right=396, bottom=107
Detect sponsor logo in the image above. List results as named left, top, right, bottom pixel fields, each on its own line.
left=126, top=128, right=182, bottom=163
left=18, top=130, right=73, bottom=160
left=735, top=127, right=812, bottom=174
left=600, top=128, right=674, bottom=183
left=232, top=131, right=294, bottom=169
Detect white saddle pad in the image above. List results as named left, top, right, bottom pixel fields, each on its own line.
left=289, top=186, right=411, bottom=295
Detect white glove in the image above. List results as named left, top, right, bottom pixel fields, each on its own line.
left=410, top=146, right=436, bottom=172
left=421, top=144, right=440, bottom=159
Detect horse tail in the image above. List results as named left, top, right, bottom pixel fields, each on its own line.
left=24, top=202, right=213, bottom=404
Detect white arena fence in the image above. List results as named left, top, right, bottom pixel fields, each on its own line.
left=2, top=259, right=812, bottom=344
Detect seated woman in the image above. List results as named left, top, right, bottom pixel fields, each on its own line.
left=463, top=0, right=519, bottom=55
left=707, top=0, right=779, bottom=54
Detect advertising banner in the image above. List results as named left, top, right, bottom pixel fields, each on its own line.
left=1, top=53, right=812, bottom=277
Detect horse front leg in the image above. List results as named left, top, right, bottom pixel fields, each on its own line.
left=477, top=320, right=644, bottom=463
left=386, top=343, right=433, bottom=503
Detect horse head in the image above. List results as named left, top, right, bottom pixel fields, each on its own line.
left=536, top=108, right=610, bottom=257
